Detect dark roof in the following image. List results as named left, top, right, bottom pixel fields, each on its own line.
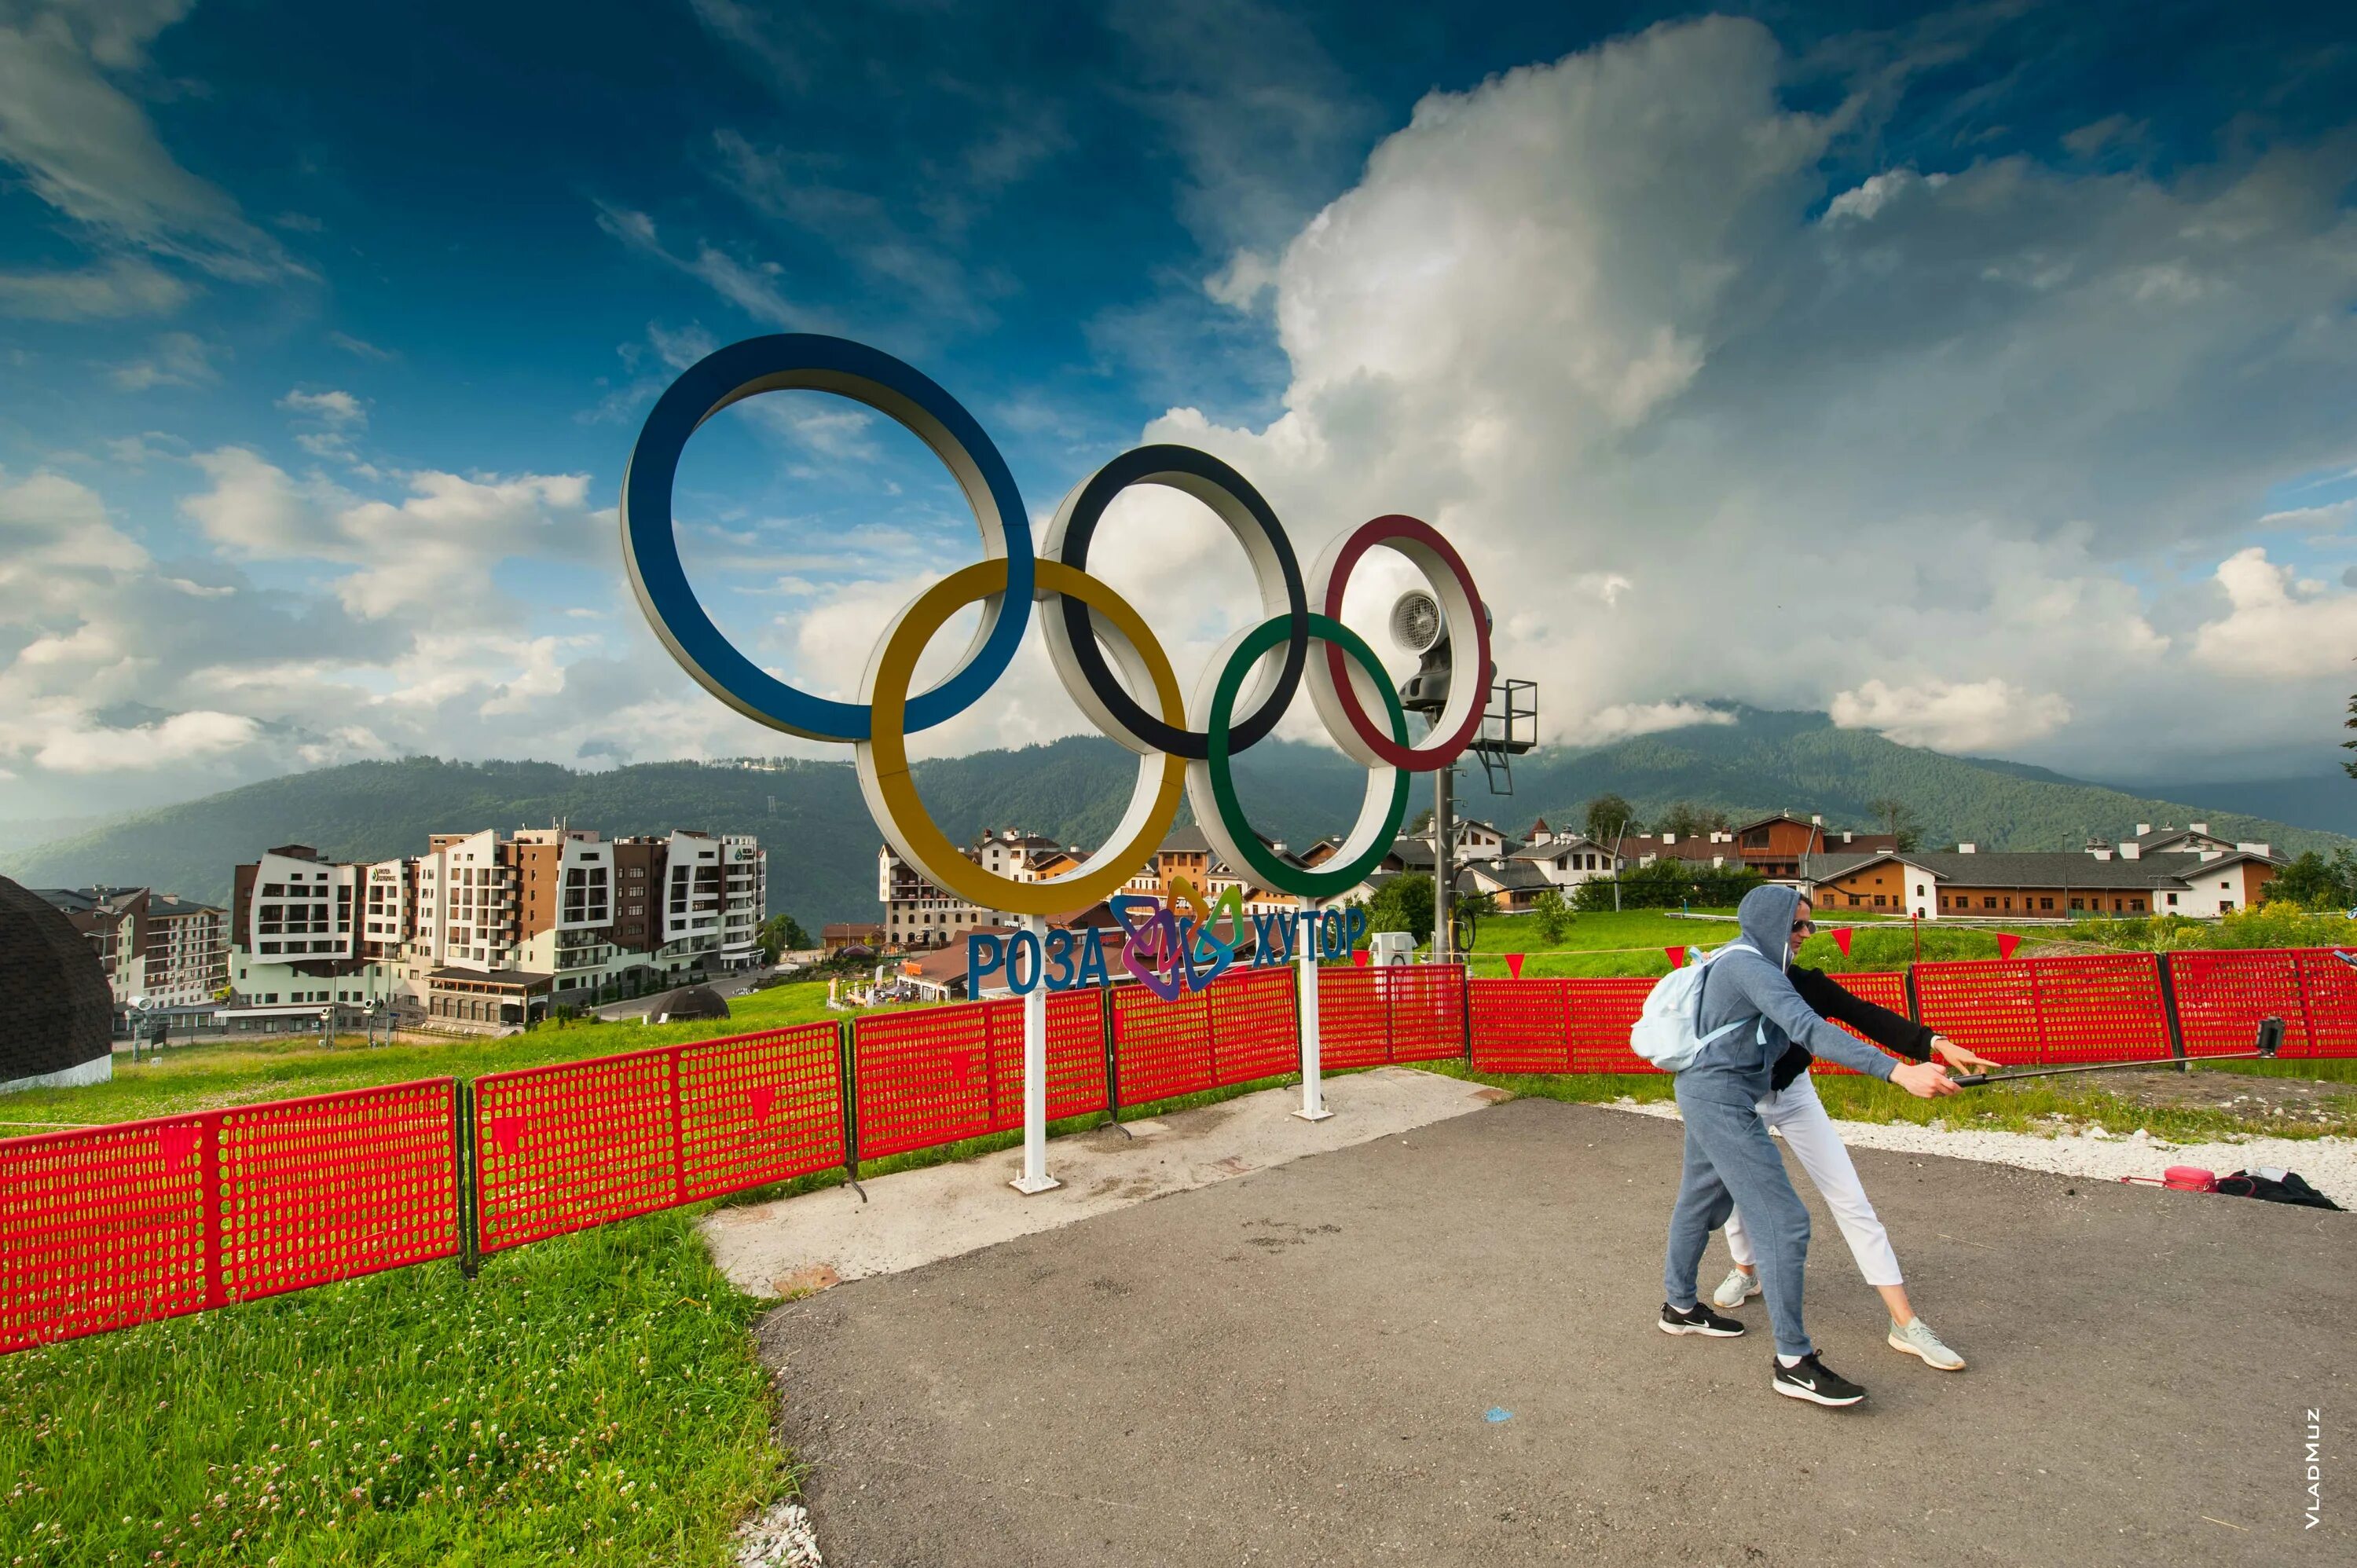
left=1387, top=838, right=1437, bottom=868
left=651, top=984, right=731, bottom=1020
left=1802, top=850, right=2232, bottom=890
left=148, top=893, right=223, bottom=917
left=1157, top=825, right=1213, bottom=855
left=1510, top=836, right=1607, bottom=862
left=428, top=966, right=555, bottom=990
left=0, top=876, right=113, bottom=1081
left=1463, top=860, right=1552, bottom=892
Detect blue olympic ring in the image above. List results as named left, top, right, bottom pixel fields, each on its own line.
left=620, top=334, right=1035, bottom=742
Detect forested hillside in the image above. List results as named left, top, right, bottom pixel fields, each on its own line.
left=5, top=709, right=2342, bottom=926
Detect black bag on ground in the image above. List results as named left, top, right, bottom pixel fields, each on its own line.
left=2214, top=1169, right=2343, bottom=1211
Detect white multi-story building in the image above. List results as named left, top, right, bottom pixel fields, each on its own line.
left=225, top=826, right=772, bottom=1034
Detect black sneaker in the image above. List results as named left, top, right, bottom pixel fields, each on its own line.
left=1659, top=1301, right=1746, bottom=1337
left=1772, top=1353, right=1866, bottom=1407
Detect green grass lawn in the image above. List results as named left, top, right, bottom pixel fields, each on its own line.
left=1453, top=908, right=2053, bottom=978
left=0, top=1210, right=779, bottom=1568
left=0, top=983, right=867, bottom=1130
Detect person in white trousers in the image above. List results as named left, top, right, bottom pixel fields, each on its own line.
left=1712, top=901, right=2001, bottom=1372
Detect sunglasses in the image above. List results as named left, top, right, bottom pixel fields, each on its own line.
left=1791, top=919, right=1816, bottom=935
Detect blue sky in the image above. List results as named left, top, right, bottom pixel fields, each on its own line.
left=2, top=0, right=2355, bottom=819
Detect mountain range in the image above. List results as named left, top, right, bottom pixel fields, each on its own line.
left=3, top=708, right=2346, bottom=927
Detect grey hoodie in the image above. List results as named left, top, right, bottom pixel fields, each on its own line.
left=1685, top=884, right=1898, bottom=1097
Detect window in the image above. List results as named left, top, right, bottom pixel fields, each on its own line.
left=1982, top=896, right=1997, bottom=909
left=2039, top=898, right=2054, bottom=911
left=2167, top=892, right=2179, bottom=907
left=1917, top=885, right=1927, bottom=897
left=1872, top=895, right=1887, bottom=907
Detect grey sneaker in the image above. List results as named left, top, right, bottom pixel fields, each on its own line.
left=1712, top=1268, right=1762, bottom=1309
left=1888, top=1316, right=1965, bottom=1371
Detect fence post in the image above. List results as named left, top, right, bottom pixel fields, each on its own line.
left=665, top=1045, right=690, bottom=1208
left=2157, top=953, right=2189, bottom=1073
left=1904, top=964, right=1923, bottom=1028
left=455, top=1079, right=480, bottom=1279
left=837, top=1019, right=866, bottom=1202
left=1459, top=962, right=1473, bottom=1062
left=1293, top=901, right=1331, bottom=1121
left=200, top=1112, right=225, bottom=1310
left=1097, top=984, right=1131, bottom=1137
left=1010, top=914, right=1059, bottom=1195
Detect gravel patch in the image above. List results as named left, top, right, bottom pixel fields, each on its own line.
left=1600, top=1096, right=2357, bottom=1207
left=735, top=1499, right=823, bottom=1568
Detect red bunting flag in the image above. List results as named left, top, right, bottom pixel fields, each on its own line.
left=1665, top=946, right=1687, bottom=969
left=1505, top=953, right=1525, bottom=980
left=1831, top=927, right=1853, bottom=957
left=1996, top=932, right=2022, bottom=960
left=1351, top=947, right=1371, bottom=968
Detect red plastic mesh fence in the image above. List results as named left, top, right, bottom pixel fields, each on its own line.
left=1206, top=967, right=1299, bottom=1086
left=678, top=1024, right=846, bottom=1202
left=1809, top=972, right=1911, bottom=1075
left=2, top=1079, right=459, bottom=1352
left=2296, top=950, right=2357, bottom=1057
left=2169, top=949, right=2329, bottom=1058
left=1913, top=954, right=2172, bottom=1069
left=2, top=1113, right=213, bottom=1352
left=852, top=1005, right=993, bottom=1161
left=981, top=988, right=1112, bottom=1127
left=475, top=1049, right=679, bottom=1253
left=1109, top=982, right=1215, bottom=1105
left=2025, top=953, right=2172, bottom=1064
left=1911, top=960, right=2042, bottom=1067
left=1563, top=977, right=1659, bottom=1073
left=217, top=1080, right=458, bottom=1304
left=1469, top=979, right=1570, bottom=1073
left=1384, top=966, right=1468, bottom=1063
left=1315, top=966, right=1388, bottom=1070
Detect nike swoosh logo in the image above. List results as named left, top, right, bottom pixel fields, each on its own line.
left=1790, top=1377, right=1815, bottom=1390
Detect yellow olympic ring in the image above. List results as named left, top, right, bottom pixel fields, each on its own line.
left=856, top=558, right=1187, bottom=918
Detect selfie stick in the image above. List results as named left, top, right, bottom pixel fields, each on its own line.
left=1949, top=1016, right=2283, bottom=1088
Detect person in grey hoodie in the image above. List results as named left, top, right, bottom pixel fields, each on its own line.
left=1657, top=883, right=1959, bottom=1407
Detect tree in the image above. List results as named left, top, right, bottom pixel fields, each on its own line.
left=1365, top=873, right=1435, bottom=945
left=2271, top=849, right=2357, bottom=910
left=1530, top=886, right=1573, bottom=944
left=2345, top=690, right=2357, bottom=780
left=1574, top=858, right=1763, bottom=910
left=1582, top=793, right=1638, bottom=843
left=1407, top=807, right=1435, bottom=833
left=1864, top=796, right=1923, bottom=852
left=757, top=912, right=812, bottom=963
left=1653, top=800, right=1730, bottom=839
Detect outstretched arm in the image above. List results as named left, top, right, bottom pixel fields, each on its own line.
left=1787, top=965, right=1932, bottom=1060
left=1715, top=955, right=1899, bottom=1080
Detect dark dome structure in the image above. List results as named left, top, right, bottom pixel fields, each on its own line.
left=651, top=983, right=731, bottom=1024
left=0, top=875, right=115, bottom=1093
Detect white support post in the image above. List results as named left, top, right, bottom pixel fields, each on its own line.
left=1292, top=897, right=1332, bottom=1122
left=1009, top=912, right=1061, bottom=1194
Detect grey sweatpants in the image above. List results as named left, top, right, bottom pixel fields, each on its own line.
left=1662, top=1071, right=1816, bottom=1358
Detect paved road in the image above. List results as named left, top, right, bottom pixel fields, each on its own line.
left=759, top=1097, right=2349, bottom=1567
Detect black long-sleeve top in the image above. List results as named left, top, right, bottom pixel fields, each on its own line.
left=1773, top=965, right=1937, bottom=1092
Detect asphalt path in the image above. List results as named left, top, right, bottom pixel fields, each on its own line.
left=759, top=1097, right=2349, bottom=1567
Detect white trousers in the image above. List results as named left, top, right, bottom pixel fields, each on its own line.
left=1723, top=1074, right=1904, bottom=1288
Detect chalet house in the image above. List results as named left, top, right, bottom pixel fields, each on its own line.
left=1802, top=842, right=2284, bottom=919
left=1506, top=835, right=1624, bottom=888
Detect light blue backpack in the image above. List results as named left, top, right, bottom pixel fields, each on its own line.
left=1629, top=940, right=1765, bottom=1072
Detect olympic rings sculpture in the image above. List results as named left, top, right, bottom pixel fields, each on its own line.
left=622, top=334, right=1491, bottom=925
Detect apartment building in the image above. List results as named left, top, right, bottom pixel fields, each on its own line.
left=881, top=827, right=1076, bottom=948
left=226, top=826, right=767, bottom=1033
left=33, top=886, right=228, bottom=1024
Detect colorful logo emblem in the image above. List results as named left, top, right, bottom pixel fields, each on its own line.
left=623, top=335, right=1489, bottom=970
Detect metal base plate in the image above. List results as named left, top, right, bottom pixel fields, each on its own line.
left=1290, top=1108, right=1335, bottom=1123
left=1008, top=1174, right=1062, bottom=1195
